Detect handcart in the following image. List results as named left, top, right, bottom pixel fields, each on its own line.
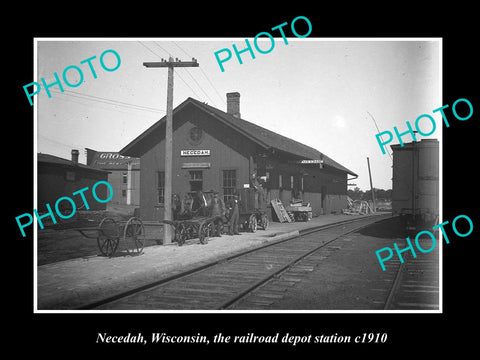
left=72, top=216, right=145, bottom=257
left=163, top=215, right=224, bottom=246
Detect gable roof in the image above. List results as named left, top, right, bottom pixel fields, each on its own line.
left=120, top=97, right=357, bottom=176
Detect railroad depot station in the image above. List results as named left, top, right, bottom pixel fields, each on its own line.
left=120, top=92, right=358, bottom=222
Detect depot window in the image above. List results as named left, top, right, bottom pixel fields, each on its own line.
left=65, top=171, right=76, bottom=182
left=157, top=171, right=165, bottom=204
left=122, top=172, right=127, bottom=184
left=222, top=169, right=236, bottom=203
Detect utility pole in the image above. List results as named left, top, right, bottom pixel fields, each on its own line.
left=367, top=157, right=376, bottom=213
left=143, top=57, right=199, bottom=244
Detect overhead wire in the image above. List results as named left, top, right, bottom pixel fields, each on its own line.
left=38, top=133, right=84, bottom=150
left=138, top=41, right=167, bottom=60
left=141, top=41, right=204, bottom=101
left=48, top=90, right=163, bottom=120
left=49, top=88, right=165, bottom=114
left=144, top=41, right=218, bottom=106
left=171, top=41, right=226, bottom=106
left=178, top=66, right=218, bottom=106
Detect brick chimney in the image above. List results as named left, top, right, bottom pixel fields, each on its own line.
left=71, top=149, right=79, bottom=165
left=226, top=92, right=241, bottom=118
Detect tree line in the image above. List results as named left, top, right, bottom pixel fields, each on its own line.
left=347, top=187, right=392, bottom=201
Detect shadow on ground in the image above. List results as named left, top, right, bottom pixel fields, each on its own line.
left=357, top=215, right=411, bottom=239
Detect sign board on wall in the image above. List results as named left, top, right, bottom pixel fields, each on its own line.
left=181, top=163, right=211, bottom=169
left=180, top=150, right=210, bottom=156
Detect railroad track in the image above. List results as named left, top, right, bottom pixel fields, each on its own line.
left=383, top=239, right=440, bottom=310
left=82, top=214, right=393, bottom=311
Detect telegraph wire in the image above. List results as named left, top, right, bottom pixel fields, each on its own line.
left=49, top=89, right=165, bottom=114
left=171, top=41, right=226, bottom=106
left=38, top=133, right=84, bottom=151
left=138, top=41, right=167, bottom=59
left=49, top=91, right=163, bottom=120
left=57, top=89, right=164, bottom=113
left=148, top=41, right=218, bottom=105
left=173, top=69, right=203, bottom=101
left=138, top=41, right=203, bottom=100
left=152, top=41, right=171, bottom=57
left=178, top=66, right=218, bottom=106
left=169, top=41, right=219, bottom=107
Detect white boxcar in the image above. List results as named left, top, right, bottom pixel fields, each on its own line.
left=390, top=139, right=439, bottom=228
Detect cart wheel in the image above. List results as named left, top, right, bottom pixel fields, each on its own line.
left=260, top=213, right=269, bottom=230
left=248, top=214, right=258, bottom=233
left=198, top=222, right=211, bottom=245
left=97, top=217, right=120, bottom=257
left=175, top=223, right=187, bottom=246
left=123, top=217, right=145, bottom=256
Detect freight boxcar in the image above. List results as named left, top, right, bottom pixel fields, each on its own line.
left=390, top=139, right=439, bottom=230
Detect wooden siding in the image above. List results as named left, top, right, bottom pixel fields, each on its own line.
left=37, top=165, right=109, bottom=211
left=140, top=106, right=254, bottom=220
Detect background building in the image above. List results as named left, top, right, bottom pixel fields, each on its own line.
left=120, top=93, right=357, bottom=221
left=37, top=150, right=110, bottom=211
left=86, top=149, right=140, bottom=206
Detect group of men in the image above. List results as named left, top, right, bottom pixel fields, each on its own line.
left=208, top=192, right=240, bottom=236
left=171, top=170, right=266, bottom=236
left=172, top=191, right=240, bottom=235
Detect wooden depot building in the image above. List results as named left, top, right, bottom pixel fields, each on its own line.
left=119, top=92, right=357, bottom=221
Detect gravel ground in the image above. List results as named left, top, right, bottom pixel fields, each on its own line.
left=36, top=213, right=385, bottom=309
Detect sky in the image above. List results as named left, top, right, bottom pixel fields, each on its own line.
left=35, top=38, right=441, bottom=191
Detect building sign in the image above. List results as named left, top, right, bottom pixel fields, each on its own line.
left=288, top=159, right=323, bottom=164
left=99, top=153, right=133, bottom=160
left=287, top=159, right=324, bottom=169
left=299, top=159, right=323, bottom=164
left=180, top=150, right=211, bottom=157
left=90, top=151, right=140, bottom=170
left=181, top=162, right=211, bottom=169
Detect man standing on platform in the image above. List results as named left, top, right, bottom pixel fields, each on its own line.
left=250, top=170, right=266, bottom=210
left=227, top=194, right=240, bottom=235
left=209, top=191, right=226, bottom=237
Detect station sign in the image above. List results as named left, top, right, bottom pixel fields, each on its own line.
left=180, top=150, right=210, bottom=156
left=299, top=159, right=323, bottom=164
left=288, top=159, right=323, bottom=164
left=287, top=158, right=324, bottom=169
left=181, top=162, right=211, bottom=169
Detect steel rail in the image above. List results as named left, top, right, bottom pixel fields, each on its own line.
left=383, top=239, right=408, bottom=310
left=218, top=219, right=382, bottom=309
left=78, top=214, right=390, bottom=310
